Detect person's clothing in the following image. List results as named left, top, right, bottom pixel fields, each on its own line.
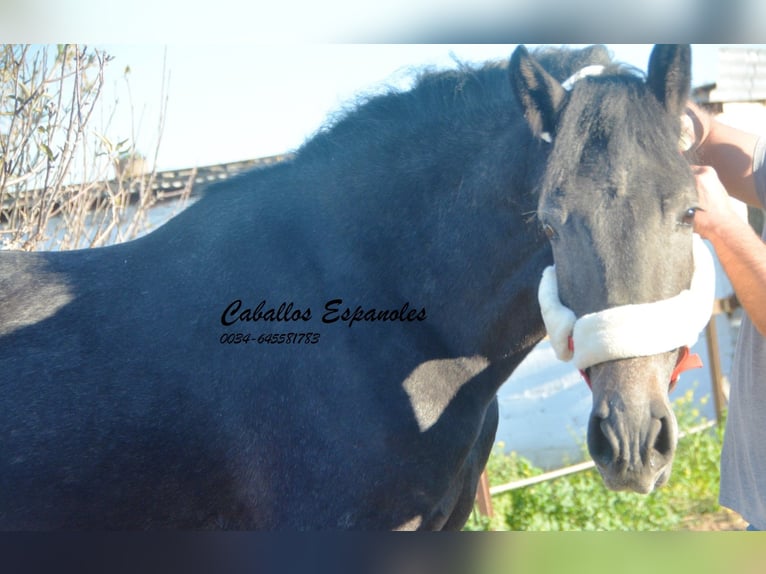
left=719, top=135, right=766, bottom=531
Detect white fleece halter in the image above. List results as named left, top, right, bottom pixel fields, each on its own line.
left=561, top=65, right=606, bottom=90
left=538, top=234, right=715, bottom=371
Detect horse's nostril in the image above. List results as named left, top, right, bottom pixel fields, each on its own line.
left=587, top=415, right=614, bottom=465
left=587, top=402, right=677, bottom=492
left=652, top=416, right=673, bottom=456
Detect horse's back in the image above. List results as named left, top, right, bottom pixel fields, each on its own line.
left=0, top=186, right=499, bottom=530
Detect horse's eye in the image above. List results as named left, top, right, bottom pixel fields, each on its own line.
left=541, top=223, right=558, bottom=240
left=680, top=207, right=697, bottom=226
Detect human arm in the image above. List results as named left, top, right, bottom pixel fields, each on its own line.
left=686, top=102, right=762, bottom=208
left=693, top=165, right=766, bottom=338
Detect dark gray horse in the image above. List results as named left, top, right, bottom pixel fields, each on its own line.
left=529, top=44, right=708, bottom=494
left=0, top=44, right=696, bottom=530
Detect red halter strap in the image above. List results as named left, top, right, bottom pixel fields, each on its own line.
left=568, top=336, right=702, bottom=392
left=669, top=345, right=704, bottom=391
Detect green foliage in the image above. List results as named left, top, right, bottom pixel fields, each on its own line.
left=465, top=390, right=725, bottom=530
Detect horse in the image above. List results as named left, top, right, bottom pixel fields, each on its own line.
left=0, top=44, right=703, bottom=530
left=529, top=44, right=714, bottom=494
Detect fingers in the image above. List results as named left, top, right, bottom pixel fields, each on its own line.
left=690, top=164, right=717, bottom=177
left=684, top=103, right=711, bottom=152
left=690, top=164, right=739, bottom=239
left=692, top=165, right=724, bottom=205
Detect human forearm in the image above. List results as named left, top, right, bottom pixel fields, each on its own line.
left=705, top=217, right=766, bottom=338
left=688, top=105, right=766, bottom=336
left=694, top=165, right=766, bottom=337
left=687, top=103, right=762, bottom=207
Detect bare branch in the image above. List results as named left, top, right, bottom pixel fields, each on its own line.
left=1, top=45, right=172, bottom=252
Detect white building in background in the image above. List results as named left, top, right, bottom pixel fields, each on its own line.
left=694, top=45, right=766, bottom=121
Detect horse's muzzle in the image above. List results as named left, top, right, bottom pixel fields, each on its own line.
left=587, top=409, right=677, bottom=493
left=585, top=356, right=680, bottom=494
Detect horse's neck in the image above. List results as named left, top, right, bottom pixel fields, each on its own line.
left=167, top=119, right=551, bottom=365
left=295, top=137, right=551, bottom=362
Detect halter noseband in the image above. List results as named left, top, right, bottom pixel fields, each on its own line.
left=568, top=337, right=703, bottom=391
left=538, top=234, right=715, bottom=391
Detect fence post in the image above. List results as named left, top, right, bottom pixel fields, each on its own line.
left=705, top=314, right=726, bottom=425
left=475, top=469, right=494, bottom=518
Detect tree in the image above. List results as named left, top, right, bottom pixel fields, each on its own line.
left=0, top=44, right=186, bottom=251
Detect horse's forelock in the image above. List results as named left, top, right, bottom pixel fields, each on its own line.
left=529, top=45, right=616, bottom=82
left=544, top=72, right=684, bottom=199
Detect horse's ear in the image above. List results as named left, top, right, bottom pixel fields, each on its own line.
left=510, top=45, right=567, bottom=142
left=646, top=44, right=691, bottom=117
left=579, top=44, right=611, bottom=66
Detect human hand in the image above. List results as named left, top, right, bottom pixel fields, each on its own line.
left=683, top=102, right=711, bottom=154
left=691, top=165, right=741, bottom=240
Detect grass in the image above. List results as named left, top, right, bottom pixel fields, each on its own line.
left=465, top=390, right=727, bottom=530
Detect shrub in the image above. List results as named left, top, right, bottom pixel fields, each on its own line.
left=0, top=44, right=182, bottom=251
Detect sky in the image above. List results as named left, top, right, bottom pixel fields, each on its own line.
left=8, top=0, right=762, bottom=179
left=90, top=44, right=730, bottom=173
left=7, top=0, right=766, bottom=45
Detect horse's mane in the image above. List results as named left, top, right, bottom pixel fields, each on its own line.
left=296, top=45, right=630, bottom=163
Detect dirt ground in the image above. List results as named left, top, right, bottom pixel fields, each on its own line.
left=679, top=508, right=748, bottom=531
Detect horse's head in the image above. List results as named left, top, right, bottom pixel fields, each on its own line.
left=511, top=44, right=715, bottom=493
